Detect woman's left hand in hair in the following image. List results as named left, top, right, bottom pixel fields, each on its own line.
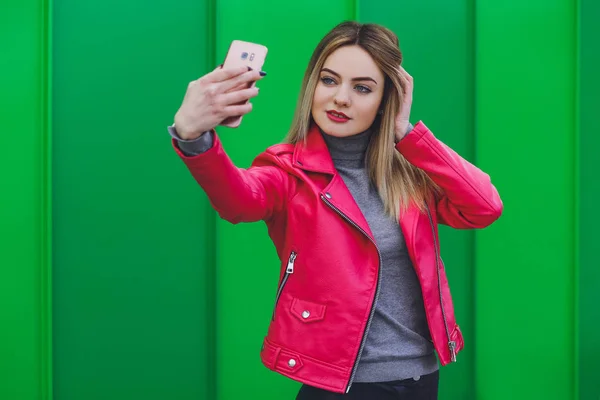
left=394, top=65, right=413, bottom=142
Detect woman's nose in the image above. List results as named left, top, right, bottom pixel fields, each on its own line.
left=333, top=87, right=351, bottom=107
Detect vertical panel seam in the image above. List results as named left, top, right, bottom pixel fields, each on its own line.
left=41, top=0, right=53, bottom=397
left=206, top=0, right=218, bottom=398
left=37, top=0, right=52, bottom=400
left=573, top=0, right=581, bottom=397
left=469, top=0, right=477, bottom=398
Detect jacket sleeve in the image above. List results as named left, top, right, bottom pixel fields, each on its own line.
left=396, top=121, right=503, bottom=229
left=172, top=130, right=291, bottom=224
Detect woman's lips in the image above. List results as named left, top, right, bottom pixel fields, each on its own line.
left=326, top=111, right=350, bottom=123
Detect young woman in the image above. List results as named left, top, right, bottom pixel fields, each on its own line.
left=169, top=21, right=502, bottom=400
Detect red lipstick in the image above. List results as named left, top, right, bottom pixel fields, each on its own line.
left=326, top=110, right=350, bottom=123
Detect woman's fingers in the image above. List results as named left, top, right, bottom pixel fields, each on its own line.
left=397, top=65, right=413, bottom=96
left=220, top=87, right=260, bottom=106
left=204, top=65, right=248, bottom=84
left=218, top=69, right=264, bottom=93
left=223, top=102, right=253, bottom=117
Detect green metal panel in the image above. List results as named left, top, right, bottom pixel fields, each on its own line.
left=51, top=0, right=215, bottom=398
left=0, top=0, right=53, bottom=399
left=359, top=1, right=475, bottom=398
left=213, top=3, right=354, bottom=399
left=578, top=0, right=600, bottom=398
left=475, top=1, right=576, bottom=399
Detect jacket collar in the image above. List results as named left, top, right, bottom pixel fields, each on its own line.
left=292, top=123, right=337, bottom=175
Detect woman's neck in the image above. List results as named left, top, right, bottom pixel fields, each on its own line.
left=320, top=128, right=372, bottom=166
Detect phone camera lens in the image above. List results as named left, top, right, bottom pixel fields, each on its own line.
left=241, top=52, right=248, bottom=60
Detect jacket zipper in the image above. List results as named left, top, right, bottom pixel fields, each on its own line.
left=320, top=195, right=382, bottom=394
left=425, top=204, right=457, bottom=363
left=272, top=251, right=297, bottom=321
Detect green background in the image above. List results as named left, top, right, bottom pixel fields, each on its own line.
left=1, top=0, right=598, bottom=398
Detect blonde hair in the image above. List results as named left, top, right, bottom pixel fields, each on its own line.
left=285, top=21, right=440, bottom=220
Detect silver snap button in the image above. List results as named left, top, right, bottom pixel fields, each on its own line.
left=288, top=359, right=297, bottom=368
left=325, top=192, right=332, bottom=199
left=302, top=310, right=310, bottom=319
left=413, top=375, right=421, bottom=381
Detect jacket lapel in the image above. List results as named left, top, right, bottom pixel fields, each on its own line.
left=293, top=124, right=374, bottom=240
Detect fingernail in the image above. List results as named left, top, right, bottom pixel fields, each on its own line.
left=259, top=71, right=267, bottom=76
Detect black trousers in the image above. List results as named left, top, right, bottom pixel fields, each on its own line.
left=295, top=370, right=439, bottom=400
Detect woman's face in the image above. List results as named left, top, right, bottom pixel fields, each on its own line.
left=311, top=45, right=385, bottom=138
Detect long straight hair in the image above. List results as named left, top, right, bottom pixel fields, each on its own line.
left=285, top=21, right=440, bottom=220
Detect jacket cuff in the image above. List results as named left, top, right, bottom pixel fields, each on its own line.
left=396, top=121, right=429, bottom=151
left=168, top=125, right=214, bottom=156
left=394, top=122, right=415, bottom=144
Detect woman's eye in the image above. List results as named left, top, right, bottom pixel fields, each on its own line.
left=320, top=77, right=371, bottom=93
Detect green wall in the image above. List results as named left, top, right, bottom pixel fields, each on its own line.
left=0, top=0, right=52, bottom=399
left=579, top=0, right=600, bottom=397
left=475, top=1, right=577, bottom=399
left=51, top=0, right=216, bottom=399
left=1, top=0, right=598, bottom=399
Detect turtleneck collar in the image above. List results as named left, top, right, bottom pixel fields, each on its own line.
left=320, top=127, right=372, bottom=168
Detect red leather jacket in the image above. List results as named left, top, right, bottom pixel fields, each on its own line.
left=174, top=121, right=503, bottom=393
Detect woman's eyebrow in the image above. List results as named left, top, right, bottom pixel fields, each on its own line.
left=321, top=68, right=378, bottom=84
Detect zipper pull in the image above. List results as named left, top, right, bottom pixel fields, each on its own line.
left=286, top=252, right=297, bottom=274
left=448, top=341, right=457, bottom=362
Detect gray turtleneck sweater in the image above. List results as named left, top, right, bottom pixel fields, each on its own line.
left=170, top=127, right=439, bottom=382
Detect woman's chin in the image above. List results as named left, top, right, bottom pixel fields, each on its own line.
left=317, top=120, right=359, bottom=138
